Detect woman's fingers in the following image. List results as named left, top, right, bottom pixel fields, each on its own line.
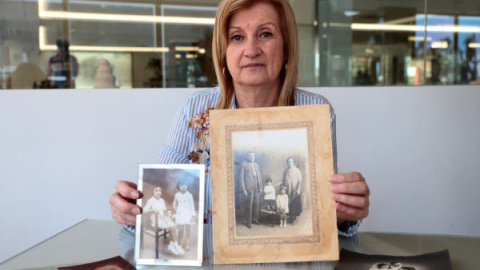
left=330, top=172, right=370, bottom=222
left=109, top=181, right=141, bottom=226
left=115, top=180, right=139, bottom=199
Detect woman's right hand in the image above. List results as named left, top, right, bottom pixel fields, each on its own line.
left=109, top=180, right=141, bottom=226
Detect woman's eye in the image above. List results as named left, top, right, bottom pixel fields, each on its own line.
left=260, top=32, right=273, bottom=38
left=230, top=35, right=243, bottom=42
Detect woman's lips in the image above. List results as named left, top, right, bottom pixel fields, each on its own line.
left=243, top=63, right=264, bottom=68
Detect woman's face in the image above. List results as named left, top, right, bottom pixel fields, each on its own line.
left=226, top=2, right=284, bottom=91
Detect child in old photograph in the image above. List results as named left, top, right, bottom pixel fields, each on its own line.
left=263, top=178, right=276, bottom=211
left=276, top=186, right=289, bottom=227
left=144, top=186, right=184, bottom=255
left=173, top=180, right=196, bottom=251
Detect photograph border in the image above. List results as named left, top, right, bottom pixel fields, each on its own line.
left=210, top=105, right=339, bottom=264
left=134, top=163, right=205, bottom=267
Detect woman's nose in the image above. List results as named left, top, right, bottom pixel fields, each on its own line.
left=244, top=38, right=261, bottom=57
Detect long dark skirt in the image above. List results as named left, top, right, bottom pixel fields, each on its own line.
left=289, top=195, right=302, bottom=217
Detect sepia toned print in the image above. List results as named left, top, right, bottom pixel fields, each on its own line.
left=135, top=164, right=205, bottom=267
left=210, top=105, right=338, bottom=264
left=232, top=127, right=314, bottom=241
left=336, top=249, right=453, bottom=270
left=57, top=256, right=135, bottom=270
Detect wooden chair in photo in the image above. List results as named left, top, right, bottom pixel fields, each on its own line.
left=141, top=212, right=170, bottom=259
left=259, top=208, right=279, bottom=227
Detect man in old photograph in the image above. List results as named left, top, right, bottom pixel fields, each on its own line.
left=239, top=152, right=263, bottom=228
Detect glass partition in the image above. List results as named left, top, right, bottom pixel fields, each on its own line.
left=0, top=0, right=479, bottom=89
left=318, top=0, right=479, bottom=86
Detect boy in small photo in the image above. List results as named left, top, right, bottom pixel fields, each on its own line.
left=276, top=186, right=289, bottom=227
left=143, top=186, right=183, bottom=255
left=263, top=178, right=276, bottom=211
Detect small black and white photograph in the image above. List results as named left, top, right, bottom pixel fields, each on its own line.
left=232, top=128, right=313, bottom=238
left=335, top=249, right=453, bottom=270
left=134, top=164, right=205, bottom=267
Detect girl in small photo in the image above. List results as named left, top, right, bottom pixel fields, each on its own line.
left=276, top=186, right=289, bottom=227
left=173, top=180, right=196, bottom=251
left=143, top=186, right=184, bottom=255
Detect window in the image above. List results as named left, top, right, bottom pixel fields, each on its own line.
left=0, top=0, right=479, bottom=89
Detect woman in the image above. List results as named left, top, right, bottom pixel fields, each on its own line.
left=109, top=0, right=370, bottom=236
left=282, top=157, right=302, bottom=223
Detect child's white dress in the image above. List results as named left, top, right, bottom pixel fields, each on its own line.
left=174, top=191, right=196, bottom=224
left=276, top=194, right=289, bottom=213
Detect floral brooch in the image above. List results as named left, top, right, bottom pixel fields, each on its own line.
left=187, top=108, right=213, bottom=173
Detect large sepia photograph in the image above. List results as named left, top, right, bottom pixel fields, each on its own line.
left=210, top=105, right=339, bottom=264
left=233, top=128, right=312, bottom=237
left=135, top=164, right=205, bottom=267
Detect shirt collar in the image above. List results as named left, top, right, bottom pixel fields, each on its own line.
left=229, top=89, right=299, bottom=108
left=229, top=93, right=237, bottom=109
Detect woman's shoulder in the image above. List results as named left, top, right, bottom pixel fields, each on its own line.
left=184, top=87, right=220, bottom=105
left=178, top=87, right=220, bottom=116
left=294, top=88, right=332, bottom=106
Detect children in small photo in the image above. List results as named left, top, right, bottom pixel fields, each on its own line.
left=143, top=186, right=184, bottom=256
left=263, top=178, right=276, bottom=211
left=276, top=186, right=289, bottom=227
left=173, top=180, right=196, bottom=251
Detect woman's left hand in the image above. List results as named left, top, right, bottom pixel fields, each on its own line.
left=329, top=172, right=370, bottom=224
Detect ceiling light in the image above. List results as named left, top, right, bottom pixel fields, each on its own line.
left=38, top=0, right=215, bottom=25
left=431, top=41, right=449, bottom=49
left=408, top=36, right=432, bottom=42
left=38, top=26, right=169, bottom=52
left=345, top=23, right=480, bottom=33
left=344, top=11, right=359, bottom=17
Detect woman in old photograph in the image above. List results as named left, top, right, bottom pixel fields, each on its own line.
left=110, top=0, right=370, bottom=241
left=282, top=157, right=302, bottom=223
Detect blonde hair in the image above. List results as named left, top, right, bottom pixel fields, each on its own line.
left=212, top=0, right=299, bottom=109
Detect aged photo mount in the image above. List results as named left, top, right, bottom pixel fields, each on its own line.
left=135, top=164, right=205, bottom=267
left=210, top=105, right=338, bottom=264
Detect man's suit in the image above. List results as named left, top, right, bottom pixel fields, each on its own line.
left=239, top=161, right=262, bottom=227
